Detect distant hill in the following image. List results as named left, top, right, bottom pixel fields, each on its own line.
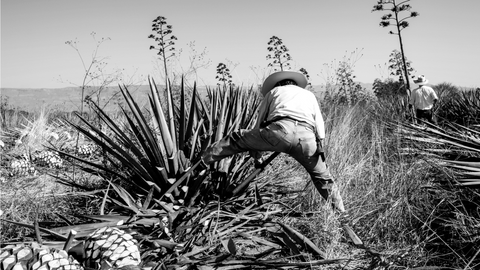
left=1, top=82, right=373, bottom=112
left=1, top=85, right=199, bottom=112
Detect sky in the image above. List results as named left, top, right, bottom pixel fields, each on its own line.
left=1, top=0, right=479, bottom=89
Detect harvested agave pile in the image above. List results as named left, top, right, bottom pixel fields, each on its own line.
left=4, top=143, right=99, bottom=177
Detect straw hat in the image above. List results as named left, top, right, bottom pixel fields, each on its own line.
left=413, top=75, right=429, bottom=85
left=261, top=71, right=308, bottom=96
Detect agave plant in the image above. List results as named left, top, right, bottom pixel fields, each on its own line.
left=51, top=77, right=261, bottom=208
left=396, top=122, right=480, bottom=187
left=435, top=87, right=480, bottom=126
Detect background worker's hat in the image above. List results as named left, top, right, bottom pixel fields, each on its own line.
left=261, top=71, right=308, bottom=96
left=413, top=75, right=429, bottom=85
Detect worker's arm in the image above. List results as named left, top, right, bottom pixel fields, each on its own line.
left=313, top=100, right=325, bottom=140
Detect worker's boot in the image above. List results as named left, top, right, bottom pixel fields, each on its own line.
left=313, top=178, right=346, bottom=213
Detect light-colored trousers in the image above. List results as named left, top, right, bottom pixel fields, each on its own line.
left=202, top=118, right=345, bottom=212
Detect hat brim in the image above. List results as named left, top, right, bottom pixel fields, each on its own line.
left=261, top=71, right=308, bottom=96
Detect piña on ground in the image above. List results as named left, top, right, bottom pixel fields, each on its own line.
left=84, top=227, right=141, bottom=270
left=33, top=151, right=63, bottom=168
left=9, top=158, right=36, bottom=177
left=0, top=243, right=83, bottom=270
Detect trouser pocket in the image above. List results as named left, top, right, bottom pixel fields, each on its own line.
left=260, top=123, right=287, bottom=146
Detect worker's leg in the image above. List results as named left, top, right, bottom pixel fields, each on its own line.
left=202, top=122, right=290, bottom=164
left=286, top=124, right=346, bottom=212
left=425, top=109, right=436, bottom=124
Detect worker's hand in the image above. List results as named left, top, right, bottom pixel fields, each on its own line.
left=254, top=157, right=264, bottom=170
left=315, top=139, right=324, bottom=156
left=250, top=151, right=265, bottom=170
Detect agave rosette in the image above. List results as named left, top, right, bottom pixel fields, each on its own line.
left=396, top=121, right=480, bottom=187
left=50, top=78, right=258, bottom=210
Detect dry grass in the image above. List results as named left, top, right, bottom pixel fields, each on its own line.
left=0, top=172, right=102, bottom=242
left=0, top=107, right=102, bottom=243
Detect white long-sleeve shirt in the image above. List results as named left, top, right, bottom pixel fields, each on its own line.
left=255, top=85, right=325, bottom=139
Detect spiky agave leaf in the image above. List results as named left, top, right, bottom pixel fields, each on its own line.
left=445, top=160, right=480, bottom=186
left=148, top=77, right=178, bottom=175
left=396, top=122, right=480, bottom=187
